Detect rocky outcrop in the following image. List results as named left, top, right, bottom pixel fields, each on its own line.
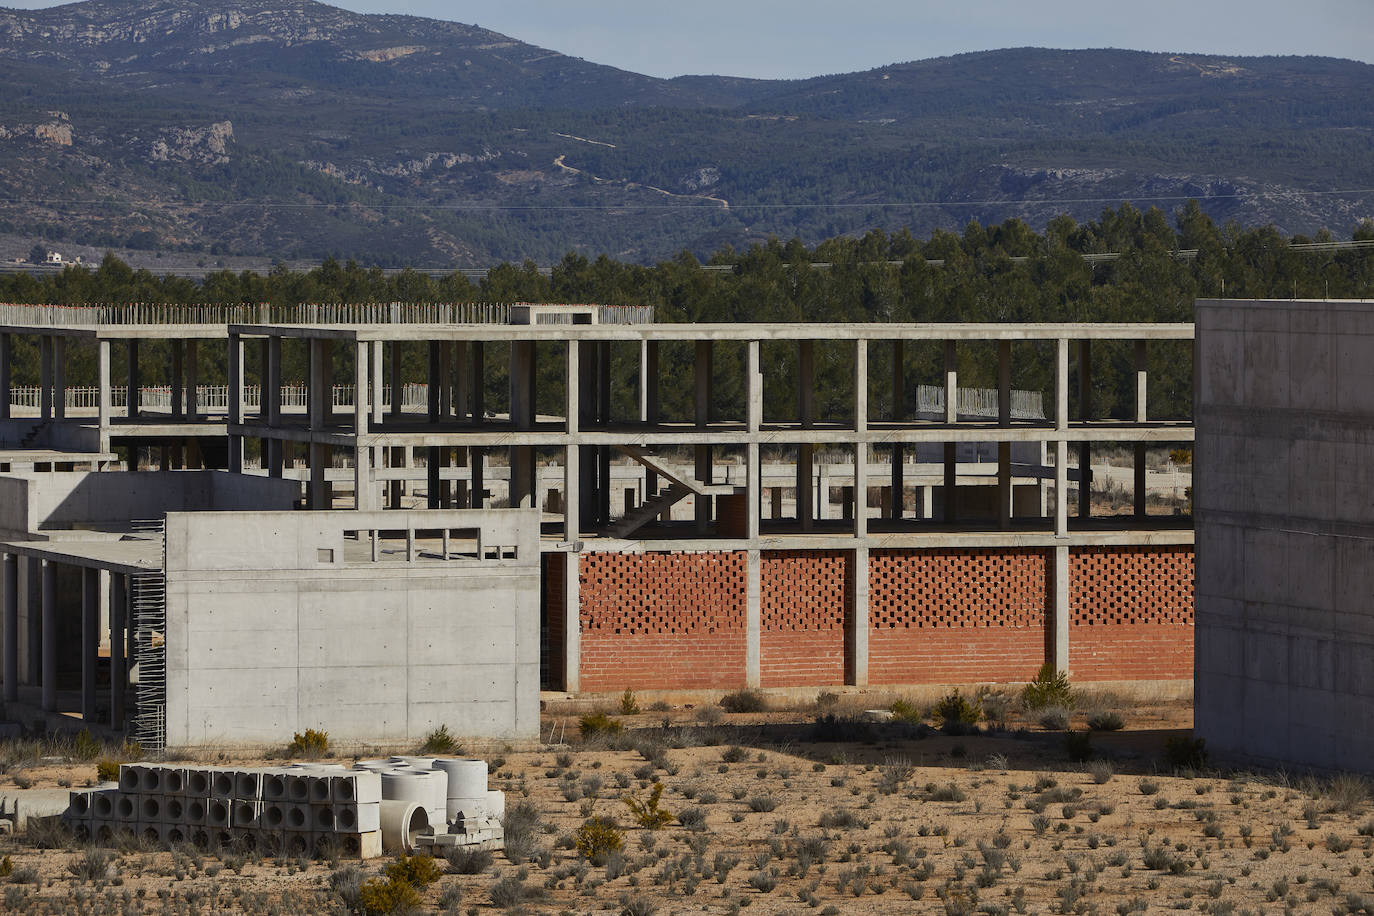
left=149, top=120, right=232, bottom=164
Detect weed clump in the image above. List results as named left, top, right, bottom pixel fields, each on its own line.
left=934, top=690, right=982, bottom=733
left=624, top=783, right=673, bottom=830
left=719, top=689, right=767, bottom=713
left=417, top=724, right=460, bottom=755
left=1164, top=735, right=1208, bottom=770
left=618, top=689, right=640, bottom=715
left=579, top=712, right=624, bottom=738
left=574, top=815, right=625, bottom=865
left=1087, top=711, right=1125, bottom=732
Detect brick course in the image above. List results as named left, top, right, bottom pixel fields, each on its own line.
left=578, top=551, right=748, bottom=691
left=867, top=548, right=1049, bottom=685
left=759, top=550, right=850, bottom=687
left=1069, top=546, right=1194, bottom=681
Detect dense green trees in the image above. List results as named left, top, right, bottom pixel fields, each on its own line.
left=3, top=206, right=1373, bottom=421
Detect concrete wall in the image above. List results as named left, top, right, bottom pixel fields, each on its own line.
left=162, top=508, right=541, bottom=746
left=1195, top=299, right=1374, bottom=772
left=0, top=471, right=299, bottom=533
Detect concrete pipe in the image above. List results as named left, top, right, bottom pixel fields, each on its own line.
left=390, top=755, right=436, bottom=770
left=380, top=800, right=429, bottom=854
left=380, top=768, right=429, bottom=805
left=434, top=759, right=488, bottom=800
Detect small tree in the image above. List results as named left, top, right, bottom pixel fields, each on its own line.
left=28, top=243, right=47, bottom=264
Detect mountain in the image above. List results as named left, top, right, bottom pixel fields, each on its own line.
left=1, top=0, right=1372, bottom=267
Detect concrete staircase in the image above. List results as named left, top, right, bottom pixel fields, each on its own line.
left=609, top=482, right=693, bottom=537
left=607, top=445, right=745, bottom=537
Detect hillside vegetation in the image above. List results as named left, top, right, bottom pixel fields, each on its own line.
left=0, top=0, right=1372, bottom=264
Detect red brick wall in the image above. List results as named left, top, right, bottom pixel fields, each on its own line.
left=868, top=548, right=1049, bottom=685
left=1069, top=547, right=1194, bottom=681
left=579, top=551, right=748, bottom=691
left=760, top=550, right=849, bottom=687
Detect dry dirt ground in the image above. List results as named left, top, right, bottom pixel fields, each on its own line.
left=0, top=691, right=1371, bottom=915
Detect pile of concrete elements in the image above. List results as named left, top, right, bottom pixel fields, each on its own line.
left=62, top=756, right=504, bottom=859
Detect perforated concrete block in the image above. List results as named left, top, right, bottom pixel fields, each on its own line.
left=210, top=769, right=236, bottom=799
left=333, top=802, right=380, bottom=834
left=261, top=770, right=291, bottom=802
left=118, top=765, right=143, bottom=794
left=285, top=803, right=312, bottom=831
left=234, top=771, right=262, bottom=800
left=91, top=789, right=117, bottom=821
left=66, top=790, right=93, bottom=820
left=184, top=768, right=212, bottom=797
left=232, top=800, right=262, bottom=829
left=283, top=831, right=312, bottom=857
left=114, top=793, right=137, bottom=823
left=160, top=768, right=187, bottom=796
left=287, top=774, right=312, bottom=804
left=184, top=797, right=209, bottom=826
left=165, top=824, right=189, bottom=846
left=206, top=797, right=232, bottom=828
left=260, top=802, right=287, bottom=831
left=331, top=830, right=383, bottom=860
left=345, top=771, right=382, bottom=804
left=255, top=830, right=285, bottom=857
left=162, top=796, right=186, bottom=824
left=311, top=804, right=337, bottom=831
left=309, top=776, right=332, bottom=803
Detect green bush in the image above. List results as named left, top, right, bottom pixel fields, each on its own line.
left=72, top=729, right=103, bottom=762
left=418, top=724, right=460, bottom=755
left=574, top=815, right=625, bottom=865
left=934, top=690, right=982, bottom=733
left=889, top=698, right=925, bottom=724
left=579, top=712, right=624, bottom=737
left=286, top=728, right=329, bottom=758
left=1022, top=664, right=1073, bottom=710
left=719, top=689, right=766, bottom=713
left=618, top=689, right=640, bottom=715
left=95, top=758, right=121, bottom=783
left=1087, top=711, right=1125, bottom=732
left=357, top=876, right=422, bottom=915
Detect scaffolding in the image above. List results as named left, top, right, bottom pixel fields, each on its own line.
left=130, top=520, right=167, bottom=751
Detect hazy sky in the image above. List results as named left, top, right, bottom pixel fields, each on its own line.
left=5, top=0, right=1373, bottom=78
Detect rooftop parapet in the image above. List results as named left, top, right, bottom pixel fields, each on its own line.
left=0, top=301, right=654, bottom=328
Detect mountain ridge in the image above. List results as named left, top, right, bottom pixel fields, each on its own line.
left=0, top=0, right=1371, bottom=266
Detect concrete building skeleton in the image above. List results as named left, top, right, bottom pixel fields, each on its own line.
left=0, top=303, right=1196, bottom=748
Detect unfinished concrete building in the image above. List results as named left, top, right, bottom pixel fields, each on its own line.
left=0, top=303, right=1195, bottom=747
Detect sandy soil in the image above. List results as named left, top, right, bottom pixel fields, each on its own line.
left=0, top=694, right=1370, bottom=915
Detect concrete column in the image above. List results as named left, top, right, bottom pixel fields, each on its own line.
left=998, top=339, right=1012, bottom=530
left=354, top=342, right=374, bottom=510
left=81, top=566, right=98, bottom=722
left=309, top=338, right=331, bottom=430
left=0, top=332, right=10, bottom=422
left=1078, top=339, right=1092, bottom=521
left=368, top=340, right=383, bottom=427
left=564, top=341, right=580, bottom=541
left=854, top=340, right=868, bottom=539
left=2, top=554, right=16, bottom=703
left=228, top=334, right=244, bottom=473
left=171, top=340, right=184, bottom=420
left=694, top=340, right=713, bottom=533
left=439, top=341, right=453, bottom=418
left=309, top=443, right=329, bottom=509
left=470, top=341, right=485, bottom=423
left=470, top=447, right=484, bottom=509
left=849, top=545, right=869, bottom=686
left=265, top=336, right=282, bottom=426
left=97, top=340, right=111, bottom=454
left=890, top=340, right=901, bottom=519
left=426, top=448, right=441, bottom=509
left=426, top=341, right=441, bottom=423
left=186, top=340, right=199, bottom=419
left=40, top=560, right=55, bottom=712
left=747, top=340, right=762, bottom=540
left=1056, top=338, right=1069, bottom=431
left=110, top=573, right=126, bottom=728
left=943, top=340, right=957, bottom=524
left=1052, top=543, right=1070, bottom=673
left=389, top=341, right=403, bottom=420
left=39, top=335, right=52, bottom=420
left=1134, top=339, right=1148, bottom=519
left=563, top=552, right=580, bottom=693
left=644, top=340, right=659, bottom=425
left=25, top=558, right=40, bottom=682
left=638, top=339, right=650, bottom=423
left=510, top=340, right=536, bottom=509
left=126, top=339, right=140, bottom=420
left=52, top=336, right=65, bottom=421
left=746, top=548, right=761, bottom=688
left=453, top=341, right=467, bottom=425
left=1055, top=440, right=1069, bottom=537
